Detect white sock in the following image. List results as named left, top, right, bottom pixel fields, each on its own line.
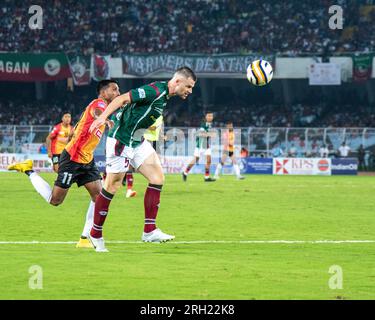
left=82, top=200, right=95, bottom=238
left=233, top=164, right=241, bottom=177
left=215, top=163, right=222, bottom=176
left=29, top=172, right=52, bottom=203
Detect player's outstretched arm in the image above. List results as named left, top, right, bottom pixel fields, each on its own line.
left=46, top=134, right=52, bottom=158
left=89, top=93, right=131, bottom=133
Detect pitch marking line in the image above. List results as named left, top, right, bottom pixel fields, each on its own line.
left=0, top=240, right=374, bottom=245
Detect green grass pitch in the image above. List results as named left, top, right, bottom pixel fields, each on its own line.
left=0, top=172, right=374, bottom=300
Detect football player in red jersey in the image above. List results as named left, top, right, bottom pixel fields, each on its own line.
left=7, top=80, right=120, bottom=248
left=46, top=113, right=74, bottom=173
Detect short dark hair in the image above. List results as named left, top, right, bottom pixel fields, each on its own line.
left=97, top=79, right=118, bottom=95
left=175, top=66, right=197, bottom=81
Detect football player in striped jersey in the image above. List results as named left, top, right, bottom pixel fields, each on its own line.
left=87, top=67, right=196, bottom=251
left=7, top=80, right=120, bottom=248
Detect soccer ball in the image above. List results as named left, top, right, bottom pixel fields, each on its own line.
left=246, top=59, right=273, bottom=86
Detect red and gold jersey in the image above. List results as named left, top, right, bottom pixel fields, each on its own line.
left=223, top=130, right=235, bottom=152
left=50, top=123, right=73, bottom=155
left=65, top=98, right=107, bottom=164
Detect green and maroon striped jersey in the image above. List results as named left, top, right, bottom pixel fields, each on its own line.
left=108, top=81, right=169, bottom=147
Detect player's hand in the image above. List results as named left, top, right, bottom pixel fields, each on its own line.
left=48, top=152, right=52, bottom=158
left=106, top=120, right=115, bottom=129
left=89, top=118, right=106, bottom=133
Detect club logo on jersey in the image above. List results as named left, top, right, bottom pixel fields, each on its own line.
left=138, top=88, right=146, bottom=99
left=44, top=59, right=61, bottom=76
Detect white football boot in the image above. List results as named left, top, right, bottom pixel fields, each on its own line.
left=126, top=189, right=137, bottom=198
left=89, top=235, right=109, bottom=252
left=142, top=228, right=175, bottom=243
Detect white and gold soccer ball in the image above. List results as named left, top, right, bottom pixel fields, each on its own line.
left=246, top=59, right=273, bottom=86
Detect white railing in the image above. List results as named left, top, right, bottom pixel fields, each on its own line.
left=1, top=125, right=374, bottom=159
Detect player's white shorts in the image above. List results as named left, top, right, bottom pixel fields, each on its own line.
left=105, top=137, right=155, bottom=173
left=194, top=147, right=212, bottom=157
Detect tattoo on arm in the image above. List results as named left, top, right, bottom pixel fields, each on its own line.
left=93, top=108, right=103, bottom=119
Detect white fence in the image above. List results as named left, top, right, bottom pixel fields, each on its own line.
left=0, top=125, right=374, bottom=159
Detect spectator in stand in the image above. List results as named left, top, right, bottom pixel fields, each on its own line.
left=338, top=142, right=351, bottom=158
left=240, top=147, right=249, bottom=158
left=288, top=143, right=297, bottom=157
left=272, top=144, right=284, bottom=157
left=357, top=144, right=366, bottom=171
left=319, top=144, right=329, bottom=158
left=39, top=143, right=48, bottom=154
left=364, top=150, right=371, bottom=170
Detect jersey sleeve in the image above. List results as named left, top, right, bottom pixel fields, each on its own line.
left=49, top=125, right=60, bottom=139
left=90, top=99, right=107, bottom=117
left=129, top=84, right=159, bottom=104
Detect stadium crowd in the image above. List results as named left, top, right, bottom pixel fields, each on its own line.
left=1, top=0, right=374, bottom=54
left=1, top=98, right=374, bottom=128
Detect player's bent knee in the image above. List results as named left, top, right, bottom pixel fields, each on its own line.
left=149, top=174, right=164, bottom=185
left=105, top=180, right=123, bottom=195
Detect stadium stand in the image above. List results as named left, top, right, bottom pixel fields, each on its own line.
left=1, top=98, right=374, bottom=128
left=1, top=0, right=374, bottom=54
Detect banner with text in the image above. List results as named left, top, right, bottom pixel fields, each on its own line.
left=308, top=63, right=341, bottom=85
left=244, top=158, right=273, bottom=174
left=0, top=53, right=71, bottom=82
left=273, top=158, right=332, bottom=175
left=0, top=153, right=52, bottom=172
left=121, top=54, right=275, bottom=77
left=331, top=158, right=358, bottom=175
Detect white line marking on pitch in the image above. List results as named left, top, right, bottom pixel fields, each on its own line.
left=0, top=240, right=374, bottom=245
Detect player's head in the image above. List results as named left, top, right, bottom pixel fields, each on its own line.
left=97, top=79, right=120, bottom=102
left=62, top=113, right=71, bottom=125
left=205, top=111, right=213, bottom=123
left=169, top=67, right=197, bottom=100
left=226, top=121, right=233, bottom=129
